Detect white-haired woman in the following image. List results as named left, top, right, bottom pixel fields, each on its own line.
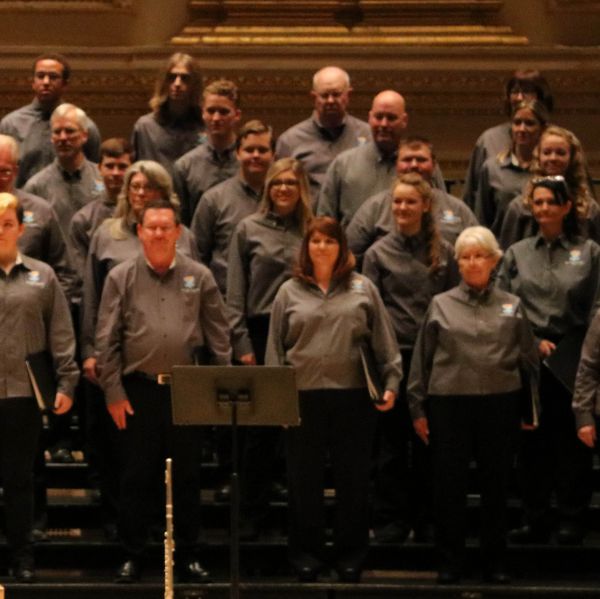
left=408, top=226, right=539, bottom=585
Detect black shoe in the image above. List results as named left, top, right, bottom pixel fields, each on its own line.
left=483, top=567, right=511, bottom=584
left=374, top=521, right=410, bottom=544
left=214, top=483, right=231, bottom=503
left=557, top=523, right=584, bottom=545
left=177, top=560, right=211, bottom=583
left=338, top=566, right=362, bottom=583
left=115, top=559, right=140, bottom=583
left=13, top=564, right=35, bottom=583
left=271, top=481, right=288, bottom=502
left=32, top=527, right=49, bottom=543
left=508, top=524, right=550, bottom=544
left=50, top=447, right=74, bottom=464
left=437, top=568, right=460, bottom=584
left=297, top=565, right=318, bottom=582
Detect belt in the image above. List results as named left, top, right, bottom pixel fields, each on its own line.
left=131, top=371, right=172, bottom=385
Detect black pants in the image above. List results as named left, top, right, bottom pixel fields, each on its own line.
left=117, top=376, right=203, bottom=560
left=286, top=389, right=377, bottom=572
left=428, top=392, right=519, bottom=572
left=0, top=397, right=41, bottom=567
left=516, top=365, right=592, bottom=529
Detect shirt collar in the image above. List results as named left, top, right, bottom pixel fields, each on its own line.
left=534, top=232, right=570, bottom=250
left=458, top=279, right=494, bottom=303
left=237, top=173, right=262, bottom=200
left=311, top=112, right=347, bottom=139
left=57, top=159, right=85, bottom=182
left=206, top=140, right=236, bottom=163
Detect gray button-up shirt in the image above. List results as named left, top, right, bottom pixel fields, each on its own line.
left=16, top=188, right=76, bottom=300
left=173, top=141, right=238, bottom=226
left=265, top=274, right=403, bottom=392
left=363, top=231, right=460, bottom=349
left=191, top=174, right=261, bottom=295
left=0, top=99, right=101, bottom=187
left=96, top=253, right=231, bottom=404
left=407, top=281, right=539, bottom=419
left=226, top=211, right=303, bottom=358
left=497, top=234, right=600, bottom=342
left=347, top=188, right=478, bottom=266
left=0, top=254, right=79, bottom=399
left=81, top=219, right=199, bottom=360
left=131, top=112, right=204, bottom=179
left=275, top=113, right=371, bottom=203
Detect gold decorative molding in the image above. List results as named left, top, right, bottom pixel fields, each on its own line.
left=548, top=0, right=600, bottom=12
left=0, top=0, right=133, bottom=11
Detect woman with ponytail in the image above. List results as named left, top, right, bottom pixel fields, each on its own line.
left=362, top=173, right=460, bottom=545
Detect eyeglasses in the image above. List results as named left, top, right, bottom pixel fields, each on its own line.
left=271, top=179, right=299, bottom=188
left=167, top=72, right=191, bottom=83
left=532, top=175, right=566, bottom=184
left=142, top=225, right=176, bottom=234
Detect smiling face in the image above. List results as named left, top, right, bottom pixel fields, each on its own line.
left=396, top=144, right=435, bottom=181
left=391, top=182, right=429, bottom=236
left=538, top=133, right=571, bottom=177
left=137, top=207, right=181, bottom=268
left=511, top=107, right=543, bottom=149
left=368, top=91, right=408, bottom=154
left=308, top=230, right=340, bottom=272
left=127, top=172, right=163, bottom=218
left=531, top=185, right=571, bottom=234
left=458, top=244, right=499, bottom=291
left=236, top=132, right=273, bottom=183
left=268, top=168, right=300, bottom=217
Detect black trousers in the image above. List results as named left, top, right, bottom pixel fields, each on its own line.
left=0, top=397, right=41, bottom=567
left=286, top=389, right=377, bottom=571
left=428, top=392, right=519, bottom=572
left=117, top=376, right=203, bottom=560
left=516, top=365, right=592, bottom=528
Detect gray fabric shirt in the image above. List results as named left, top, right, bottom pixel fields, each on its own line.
left=16, top=188, right=77, bottom=300
left=0, top=99, right=101, bottom=188
left=131, top=111, right=204, bottom=180
left=275, top=113, right=371, bottom=203
left=407, top=281, right=539, bottom=419
left=69, top=193, right=116, bottom=276
left=23, top=158, right=105, bottom=247
left=226, top=211, right=303, bottom=359
left=499, top=194, right=600, bottom=250
left=497, top=234, right=600, bottom=342
left=173, top=141, right=238, bottom=226
left=362, top=231, right=460, bottom=349
left=572, top=308, right=600, bottom=428
left=347, top=188, right=478, bottom=266
left=190, top=174, right=261, bottom=295
left=96, top=253, right=231, bottom=404
left=462, top=121, right=512, bottom=209
left=81, top=219, right=199, bottom=360
left=0, top=254, right=79, bottom=399
left=265, top=274, right=403, bottom=392
left=474, top=152, right=530, bottom=234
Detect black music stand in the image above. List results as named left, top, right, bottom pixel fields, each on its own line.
left=171, top=365, right=300, bottom=599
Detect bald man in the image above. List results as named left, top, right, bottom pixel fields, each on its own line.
left=276, top=66, right=371, bottom=203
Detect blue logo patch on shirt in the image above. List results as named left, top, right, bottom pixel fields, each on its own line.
left=567, top=250, right=583, bottom=266
left=500, top=303, right=515, bottom=317
left=440, top=210, right=460, bottom=224
left=26, top=270, right=43, bottom=286
left=23, top=210, right=35, bottom=225
left=93, top=180, right=105, bottom=194
left=357, top=136, right=368, bottom=145
left=350, top=278, right=366, bottom=294
left=182, top=275, right=198, bottom=291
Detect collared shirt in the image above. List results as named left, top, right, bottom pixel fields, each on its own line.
left=474, top=151, right=531, bottom=234
left=16, top=188, right=77, bottom=300
left=96, top=253, right=231, bottom=404
left=462, top=121, right=512, bottom=209
left=131, top=111, right=204, bottom=180
left=363, top=231, right=460, bottom=348
left=265, top=274, right=403, bottom=392
left=190, top=174, right=261, bottom=295
left=23, top=158, right=104, bottom=247
left=226, top=211, right=303, bottom=358
left=572, top=308, right=600, bottom=428
left=0, top=254, right=79, bottom=399
left=347, top=188, right=478, bottom=266
left=407, top=281, right=539, bottom=419
left=0, top=99, right=101, bottom=187
left=275, top=113, right=371, bottom=204
left=173, top=141, right=238, bottom=226
left=69, top=193, right=116, bottom=276
left=81, top=218, right=199, bottom=360
left=497, top=234, right=600, bottom=341
left=499, top=194, right=600, bottom=250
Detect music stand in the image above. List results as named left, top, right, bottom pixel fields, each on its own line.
left=171, top=365, right=300, bottom=599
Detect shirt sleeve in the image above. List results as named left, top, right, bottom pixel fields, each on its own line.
left=191, top=193, right=215, bottom=267
left=81, top=236, right=105, bottom=360
left=516, top=300, right=541, bottom=425
left=573, top=308, right=600, bottom=429
left=45, top=209, right=78, bottom=301
left=264, top=285, right=289, bottom=367
left=198, top=270, right=232, bottom=365
left=316, top=158, right=340, bottom=220
left=347, top=203, right=378, bottom=270
left=473, top=161, right=495, bottom=228
left=462, top=136, right=488, bottom=209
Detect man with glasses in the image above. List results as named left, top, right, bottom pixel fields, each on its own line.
left=0, top=53, right=101, bottom=187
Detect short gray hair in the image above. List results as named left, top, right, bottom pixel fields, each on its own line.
left=0, top=134, right=19, bottom=162
left=454, top=226, right=503, bottom=261
left=51, top=103, right=89, bottom=132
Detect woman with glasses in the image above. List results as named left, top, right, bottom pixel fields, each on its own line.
left=408, top=225, right=538, bottom=584
left=499, top=126, right=599, bottom=249
left=474, top=99, right=548, bottom=236
left=226, top=157, right=313, bottom=538
left=498, top=176, right=600, bottom=545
